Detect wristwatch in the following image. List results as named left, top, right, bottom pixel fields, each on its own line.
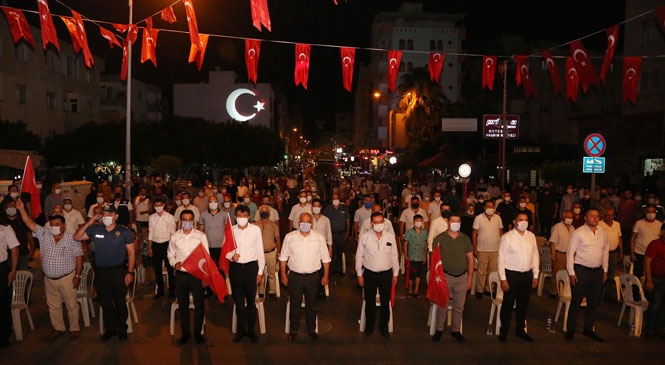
left=75, top=274, right=81, bottom=278
left=127, top=271, right=135, bottom=276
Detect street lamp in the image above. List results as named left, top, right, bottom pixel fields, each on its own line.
left=458, top=163, right=472, bottom=200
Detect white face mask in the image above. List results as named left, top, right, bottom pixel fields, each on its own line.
left=564, top=218, right=573, bottom=225
left=519, top=202, right=526, bottom=208
left=198, top=192, right=205, bottom=197
left=5, top=207, right=17, bottom=216
left=64, top=204, right=72, bottom=211
left=48, top=226, right=62, bottom=236
left=306, top=195, right=312, bottom=202
left=414, top=221, right=423, bottom=228
left=373, top=223, right=385, bottom=232
left=175, top=200, right=182, bottom=206
left=97, top=197, right=104, bottom=204
left=299, top=222, right=312, bottom=233
left=449, top=222, right=461, bottom=232
left=244, top=197, right=250, bottom=203
left=332, top=199, right=340, bottom=206
left=209, top=202, right=219, bottom=210
left=223, top=202, right=231, bottom=209
left=236, top=217, right=249, bottom=227
left=647, top=213, right=657, bottom=221
left=299, top=197, right=307, bottom=204
left=155, top=206, right=164, bottom=213
left=54, top=188, right=61, bottom=194
left=312, top=207, right=321, bottom=215
left=102, top=216, right=114, bottom=226
left=434, top=196, right=441, bottom=202
left=182, top=199, right=190, bottom=206
left=36, top=184, right=43, bottom=190
left=503, top=197, right=510, bottom=202
left=9, top=192, right=19, bottom=199
left=573, top=208, right=581, bottom=215
left=485, top=208, right=495, bottom=216
left=516, top=221, right=529, bottom=231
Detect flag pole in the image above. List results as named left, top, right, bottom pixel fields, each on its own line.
left=124, top=0, right=133, bottom=200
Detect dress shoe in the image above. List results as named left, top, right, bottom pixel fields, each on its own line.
left=248, top=333, right=258, bottom=343
left=153, top=292, right=164, bottom=299
left=564, top=331, right=575, bottom=341
left=582, top=331, right=604, bottom=342
left=515, top=331, right=534, bottom=342
left=195, top=334, right=205, bottom=344
left=46, top=330, right=65, bottom=340
left=432, top=330, right=443, bottom=342
left=70, top=331, right=80, bottom=340
left=381, top=331, right=391, bottom=341
left=451, top=331, right=466, bottom=343
left=100, top=330, right=116, bottom=341
left=309, top=332, right=319, bottom=342
left=118, top=332, right=128, bottom=341
left=498, top=332, right=508, bottom=342
left=287, top=333, right=297, bottom=343
left=475, top=292, right=483, bottom=300
left=232, top=333, right=244, bottom=343
left=177, top=335, right=190, bottom=346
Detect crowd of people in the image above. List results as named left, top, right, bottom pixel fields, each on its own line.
left=1, top=171, right=665, bottom=348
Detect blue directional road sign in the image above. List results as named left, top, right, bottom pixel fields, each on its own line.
left=583, top=157, right=605, bottom=173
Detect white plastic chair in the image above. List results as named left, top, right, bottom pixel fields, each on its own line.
left=76, top=262, right=95, bottom=327
left=358, top=287, right=393, bottom=333
left=554, top=270, right=572, bottom=332
left=427, top=297, right=460, bottom=335
left=487, top=271, right=503, bottom=335
left=623, top=255, right=634, bottom=274
left=11, top=270, right=34, bottom=341
left=232, top=269, right=267, bottom=334
left=170, top=294, right=206, bottom=336
left=285, top=295, right=318, bottom=334
left=538, top=246, right=553, bottom=296
left=273, top=266, right=280, bottom=298
left=470, top=257, right=479, bottom=295
left=162, top=262, right=169, bottom=293
left=617, top=274, right=649, bottom=337
left=399, top=254, right=405, bottom=275
left=99, top=271, right=138, bottom=334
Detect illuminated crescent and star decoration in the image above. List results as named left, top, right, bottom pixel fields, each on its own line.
left=225, top=88, right=267, bottom=122
left=198, top=259, right=208, bottom=276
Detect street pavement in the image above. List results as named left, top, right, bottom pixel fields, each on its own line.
left=1, top=250, right=663, bottom=365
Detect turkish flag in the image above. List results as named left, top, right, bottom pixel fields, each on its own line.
left=140, top=18, right=159, bottom=67
left=622, top=56, right=642, bottom=104
left=37, top=0, right=60, bottom=51
left=569, top=40, right=598, bottom=93
left=99, top=27, right=121, bottom=49
left=20, top=156, right=42, bottom=220
left=1, top=7, right=34, bottom=47
left=390, top=282, right=396, bottom=308
left=426, top=246, right=449, bottom=309
left=72, top=11, right=94, bottom=68
left=428, top=52, right=445, bottom=83
left=112, top=23, right=129, bottom=33
left=387, top=50, right=402, bottom=92
left=515, top=55, right=537, bottom=99
left=250, top=0, right=272, bottom=32
left=183, top=0, right=202, bottom=51
left=482, top=56, right=497, bottom=91
left=600, top=25, right=619, bottom=84
left=656, top=6, right=665, bottom=34
left=245, top=39, right=261, bottom=84
left=181, top=243, right=228, bottom=303
left=566, top=57, right=579, bottom=102
left=127, top=24, right=138, bottom=45
left=404, top=258, right=410, bottom=289
left=219, top=217, right=237, bottom=276
left=541, top=50, right=562, bottom=96
left=161, top=6, right=177, bottom=24
left=121, top=40, right=129, bottom=81
left=340, top=47, right=355, bottom=92
left=188, top=33, right=209, bottom=71
left=294, top=43, right=311, bottom=89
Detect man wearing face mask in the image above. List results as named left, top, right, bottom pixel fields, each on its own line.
left=560, top=185, right=579, bottom=219
left=148, top=199, right=176, bottom=299
left=74, top=204, right=135, bottom=341
left=254, top=204, right=281, bottom=298
left=496, top=192, right=516, bottom=231
left=323, top=193, right=350, bottom=276
left=548, top=210, right=575, bottom=297
left=311, top=199, right=332, bottom=257
left=497, top=213, right=539, bottom=342
left=280, top=213, right=331, bottom=343
left=360, top=204, right=396, bottom=236
left=403, top=215, right=428, bottom=299
left=472, top=201, right=504, bottom=299
left=571, top=202, right=585, bottom=228
left=226, top=205, right=265, bottom=343
left=87, top=192, right=107, bottom=218
left=598, top=207, right=622, bottom=302
left=44, top=183, right=65, bottom=220
left=427, top=203, right=450, bottom=253
left=62, top=198, right=85, bottom=235
left=1, top=200, right=33, bottom=271
left=642, top=193, right=665, bottom=222
left=240, top=192, right=258, bottom=223
left=193, top=188, right=209, bottom=215
left=428, top=191, right=443, bottom=221
left=16, top=199, right=84, bottom=340
left=170, top=193, right=183, bottom=215
left=254, top=196, right=279, bottom=222
left=355, top=212, right=399, bottom=341
left=289, top=191, right=313, bottom=231
left=515, top=196, right=534, bottom=232
left=460, top=204, right=476, bottom=237
left=220, top=194, right=237, bottom=225
left=400, top=196, right=429, bottom=241
left=174, top=193, right=200, bottom=229
left=431, top=214, right=474, bottom=343
left=353, top=195, right=374, bottom=237
left=631, top=205, right=663, bottom=278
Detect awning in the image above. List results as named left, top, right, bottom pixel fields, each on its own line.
left=0, top=150, right=42, bottom=170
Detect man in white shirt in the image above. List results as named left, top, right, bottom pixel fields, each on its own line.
left=87, top=192, right=107, bottom=218
left=548, top=209, right=575, bottom=297
left=360, top=204, right=395, bottom=236
left=472, top=200, right=504, bottom=299
left=280, top=213, right=330, bottom=343
left=355, top=212, right=399, bottom=341
left=226, top=205, right=265, bottom=343
left=174, top=192, right=200, bottom=228
left=353, top=195, right=374, bottom=237
left=289, top=191, right=312, bottom=230
left=565, top=208, right=609, bottom=342
left=311, top=199, right=332, bottom=257
left=148, top=199, right=176, bottom=299
left=62, top=198, right=85, bottom=234
left=427, top=203, right=450, bottom=252
left=399, top=196, right=429, bottom=237
left=428, top=191, right=443, bottom=221
left=631, top=205, right=663, bottom=278
left=497, top=212, right=539, bottom=343
left=598, top=207, right=622, bottom=302
left=167, top=209, right=209, bottom=345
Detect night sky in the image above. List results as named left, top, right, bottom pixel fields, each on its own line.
left=5, top=0, right=627, bottom=138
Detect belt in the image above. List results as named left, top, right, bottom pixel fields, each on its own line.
left=289, top=271, right=317, bottom=276
left=574, top=263, right=602, bottom=272
left=444, top=270, right=467, bottom=277
left=45, top=270, right=74, bottom=280
left=609, top=248, right=619, bottom=253
left=230, top=260, right=257, bottom=267
left=556, top=250, right=566, bottom=254
left=96, top=264, right=126, bottom=270
left=152, top=241, right=169, bottom=245
left=264, top=247, right=276, bottom=253
left=506, top=269, right=532, bottom=275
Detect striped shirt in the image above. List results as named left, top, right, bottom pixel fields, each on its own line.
left=34, top=225, right=83, bottom=279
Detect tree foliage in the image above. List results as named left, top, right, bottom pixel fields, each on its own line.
left=0, top=120, right=42, bottom=151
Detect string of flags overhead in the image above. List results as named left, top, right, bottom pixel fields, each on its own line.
left=0, top=0, right=662, bottom=105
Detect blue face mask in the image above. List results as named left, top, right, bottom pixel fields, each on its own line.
left=364, top=202, right=372, bottom=209
left=299, top=222, right=312, bottom=233
left=182, top=221, right=194, bottom=231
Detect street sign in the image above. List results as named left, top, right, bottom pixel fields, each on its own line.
left=583, top=157, right=605, bottom=173
left=482, top=114, right=519, bottom=139
left=584, top=133, right=606, bottom=157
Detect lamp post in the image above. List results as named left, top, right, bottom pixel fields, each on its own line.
left=124, top=0, right=133, bottom=199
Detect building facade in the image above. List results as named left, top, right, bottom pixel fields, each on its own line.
left=100, top=75, right=163, bottom=123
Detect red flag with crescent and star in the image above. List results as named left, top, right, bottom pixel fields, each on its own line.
left=113, top=23, right=129, bottom=33
left=188, top=33, right=209, bottom=71
left=426, top=245, right=449, bottom=309
left=245, top=39, right=261, bottom=84
left=656, top=6, right=665, bottom=34
left=515, top=55, right=537, bottom=99
left=387, top=50, right=402, bottom=92
left=541, top=50, right=562, bottom=96
left=294, top=43, right=311, bottom=89
left=183, top=0, right=202, bottom=51
left=219, top=216, right=238, bottom=276
left=127, top=24, right=138, bottom=45
left=60, top=13, right=94, bottom=68
left=622, top=56, right=642, bottom=104
left=37, top=0, right=59, bottom=51
left=482, top=56, right=496, bottom=91
left=99, top=27, right=121, bottom=49
left=340, top=47, right=355, bottom=92
left=140, top=18, right=159, bottom=67
left=20, top=156, right=42, bottom=220
left=428, top=52, right=444, bottom=83
left=182, top=243, right=228, bottom=303
left=161, top=6, right=177, bottom=24
left=569, top=40, right=598, bottom=93
left=600, top=25, right=619, bottom=85
left=1, top=7, right=34, bottom=46
left=566, top=57, right=579, bottom=102
left=121, top=40, right=130, bottom=81
left=250, top=0, right=272, bottom=32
